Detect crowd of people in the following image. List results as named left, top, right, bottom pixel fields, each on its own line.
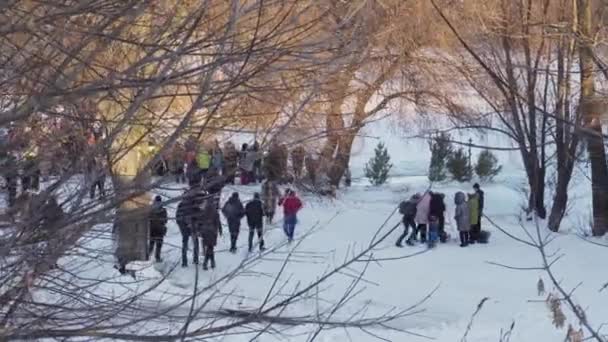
left=148, top=161, right=304, bottom=270
left=396, top=183, right=486, bottom=248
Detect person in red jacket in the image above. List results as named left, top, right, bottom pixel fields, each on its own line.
left=279, top=189, right=302, bottom=242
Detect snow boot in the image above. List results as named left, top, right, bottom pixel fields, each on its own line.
left=202, top=263, right=208, bottom=271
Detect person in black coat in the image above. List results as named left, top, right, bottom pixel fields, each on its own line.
left=176, top=191, right=203, bottom=267
left=473, top=183, right=485, bottom=241
left=149, top=195, right=168, bottom=262
left=204, top=167, right=224, bottom=209
left=245, top=192, right=265, bottom=252
left=429, top=192, right=447, bottom=243
left=222, top=192, right=245, bottom=253
left=199, top=199, right=222, bottom=270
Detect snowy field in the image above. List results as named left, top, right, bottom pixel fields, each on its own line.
left=26, top=120, right=608, bottom=341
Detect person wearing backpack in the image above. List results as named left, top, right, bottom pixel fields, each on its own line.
left=222, top=192, right=245, bottom=253
left=245, top=192, right=266, bottom=252
left=199, top=199, right=222, bottom=270
left=148, top=195, right=168, bottom=262
left=396, top=194, right=418, bottom=247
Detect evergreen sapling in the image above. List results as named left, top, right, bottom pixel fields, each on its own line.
left=365, top=142, right=392, bottom=186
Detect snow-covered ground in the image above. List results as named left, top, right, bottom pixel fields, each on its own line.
left=35, top=120, right=606, bottom=341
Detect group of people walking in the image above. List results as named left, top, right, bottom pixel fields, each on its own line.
left=397, top=183, right=486, bottom=248
left=147, top=177, right=303, bottom=271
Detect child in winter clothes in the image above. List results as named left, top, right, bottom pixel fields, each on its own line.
left=149, top=196, right=168, bottom=262
left=279, top=189, right=303, bottom=242
left=454, top=191, right=471, bottom=247
left=222, top=192, right=245, bottom=253
left=427, top=215, right=440, bottom=248
left=408, top=191, right=431, bottom=244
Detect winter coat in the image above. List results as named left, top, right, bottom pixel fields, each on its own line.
left=261, top=181, right=280, bottom=213
left=224, top=144, right=238, bottom=171
left=429, top=193, right=446, bottom=218
left=399, top=199, right=417, bottom=219
left=280, top=195, right=302, bottom=216
left=176, top=192, right=204, bottom=232
left=149, top=205, right=168, bottom=237
left=415, top=192, right=432, bottom=224
left=212, top=150, right=223, bottom=171
left=454, top=192, right=470, bottom=232
left=199, top=204, right=222, bottom=246
left=240, top=150, right=257, bottom=172
left=204, top=168, right=224, bottom=194
left=468, top=193, right=480, bottom=226
left=222, top=197, right=245, bottom=223
left=245, top=199, right=264, bottom=226
left=196, top=151, right=211, bottom=170
left=476, top=189, right=485, bottom=214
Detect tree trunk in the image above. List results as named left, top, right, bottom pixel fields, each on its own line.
left=578, top=0, right=608, bottom=236
left=328, top=128, right=357, bottom=187
left=549, top=170, right=569, bottom=232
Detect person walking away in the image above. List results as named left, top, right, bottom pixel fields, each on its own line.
left=427, top=216, right=440, bottom=248
left=176, top=191, right=202, bottom=267
left=223, top=141, right=238, bottom=184
left=199, top=199, right=222, bottom=270
left=468, top=192, right=481, bottom=243
left=245, top=192, right=266, bottom=252
left=408, top=191, right=431, bottom=244
left=148, top=196, right=168, bottom=262
left=279, top=189, right=302, bottom=242
left=204, top=167, right=224, bottom=209
left=396, top=194, right=418, bottom=247
left=222, top=192, right=245, bottom=253
left=429, top=192, right=447, bottom=243
left=473, top=183, right=484, bottom=230
left=291, top=146, right=305, bottom=179
left=261, top=180, right=280, bottom=224
left=454, top=191, right=471, bottom=247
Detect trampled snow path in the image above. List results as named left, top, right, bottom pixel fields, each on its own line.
left=92, top=173, right=603, bottom=342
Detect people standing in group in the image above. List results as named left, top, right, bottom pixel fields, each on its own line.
left=468, top=192, right=481, bottom=243
left=199, top=199, right=222, bottom=270
left=171, top=143, right=186, bottom=183
left=176, top=190, right=202, bottom=267
left=279, top=189, right=302, bottom=242
left=222, top=192, right=245, bottom=253
left=245, top=192, right=266, bottom=252
left=396, top=194, right=418, bottom=247
left=148, top=196, right=168, bottom=262
left=454, top=191, right=470, bottom=247
left=261, top=179, right=281, bottom=224
left=407, top=191, right=431, bottom=244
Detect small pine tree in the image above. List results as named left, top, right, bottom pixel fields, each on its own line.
left=365, top=142, right=392, bottom=186
left=475, top=149, right=502, bottom=181
left=428, top=132, right=453, bottom=182
left=447, top=148, right=472, bottom=182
